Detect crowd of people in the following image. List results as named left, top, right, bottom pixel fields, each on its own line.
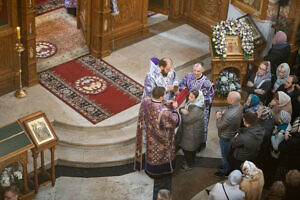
left=134, top=30, right=299, bottom=200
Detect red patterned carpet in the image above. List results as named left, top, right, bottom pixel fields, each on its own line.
left=39, top=55, right=144, bottom=124
left=36, top=0, right=64, bottom=15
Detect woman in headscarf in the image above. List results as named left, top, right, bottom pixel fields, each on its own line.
left=240, top=161, right=264, bottom=200
left=246, top=61, right=272, bottom=104
left=177, top=89, right=205, bottom=170
left=273, top=63, right=290, bottom=93
left=243, top=94, right=262, bottom=114
left=269, top=91, right=292, bottom=123
left=264, top=31, right=290, bottom=75
left=209, top=170, right=245, bottom=200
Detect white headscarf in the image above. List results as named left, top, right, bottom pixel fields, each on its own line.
left=241, top=161, right=260, bottom=179
left=186, top=90, right=205, bottom=109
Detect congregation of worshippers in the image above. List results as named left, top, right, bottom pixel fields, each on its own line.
left=134, top=30, right=300, bottom=200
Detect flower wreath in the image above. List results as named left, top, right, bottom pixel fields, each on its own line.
left=215, top=70, right=241, bottom=98
left=212, top=18, right=254, bottom=59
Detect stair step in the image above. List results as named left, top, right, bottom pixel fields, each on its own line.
left=53, top=118, right=137, bottom=149
left=55, top=142, right=136, bottom=168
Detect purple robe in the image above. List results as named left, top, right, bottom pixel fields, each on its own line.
left=179, top=73, right=215, bottom=141
left=134, top=98, right=179, bottom=175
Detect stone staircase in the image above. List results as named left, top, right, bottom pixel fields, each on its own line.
left=51, top=116, right=138, bottom=168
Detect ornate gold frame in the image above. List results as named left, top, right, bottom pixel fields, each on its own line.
left=231, top=0, right=268, bottom=20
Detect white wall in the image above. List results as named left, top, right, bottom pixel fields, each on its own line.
left=227, top=4, right=274, bottom=56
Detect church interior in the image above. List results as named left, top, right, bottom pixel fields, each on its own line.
left=0, top=0, right=299, bottom=199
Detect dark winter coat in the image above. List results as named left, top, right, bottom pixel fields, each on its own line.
left=246, top=74, right=272, bottom=105
left=179, top=104, right=204, bottom=151
left=264, top=44, right=290, bottom=75
left=230, top=125, right=265, bottom=161
left=278, top=132, right=300, bottom=169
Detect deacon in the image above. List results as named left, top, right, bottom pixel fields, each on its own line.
left=179, top=62, right=215, bottom=147
left=134, top=86, right=179, bottom=200
left=142, top=57, right=179, bottom=101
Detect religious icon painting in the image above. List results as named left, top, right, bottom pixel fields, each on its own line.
left=225, top=35, right=243, bottom=56
left=21, top=111, right=58, bottom=148
left=231, top=0, right=268, bottom=19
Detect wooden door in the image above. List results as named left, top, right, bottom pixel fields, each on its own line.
left=77, top=0, right=91, bottom=46
left=184, top=0, right=229, bottom=36
left=0, top=0, right=18, bottom=94
left=149, top=0, right=169, bottom=15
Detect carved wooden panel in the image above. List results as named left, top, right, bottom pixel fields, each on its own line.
left=184, top=0, right=229, bottom=36
left=110, top=0, right=148, bottom=47
left=0, top=0, right=18, bottom=94
left=77, top=0, right=91, bottom=45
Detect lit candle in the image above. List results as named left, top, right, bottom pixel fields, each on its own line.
left=16, top=27, right=21, bottom=39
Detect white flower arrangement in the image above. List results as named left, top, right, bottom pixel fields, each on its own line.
left=215, top=70, right=241, bottom=98
left=212, top=18, right=254, bottom=59
left=0, top=166, right=23, bottom=188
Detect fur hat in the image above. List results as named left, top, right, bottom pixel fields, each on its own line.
left=280, top=110, right=291, bottom=124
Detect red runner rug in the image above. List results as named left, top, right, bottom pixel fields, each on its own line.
left=39, top=55, right=144, bottom=124
left=36, top=0, right=65, bottom=15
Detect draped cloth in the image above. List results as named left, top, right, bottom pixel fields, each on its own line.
left=110, top=0, right=119, bottom=15
left=142, top=58, right=179, bottom=101
left=179, top=73, right=215, bottom=141
left=134, top=98, right=179, bottom=175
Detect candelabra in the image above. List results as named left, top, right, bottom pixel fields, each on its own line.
left=15, top=38, right=27, bottom=98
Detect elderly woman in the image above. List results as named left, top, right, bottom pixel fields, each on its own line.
left=269, top=91, right=292, bottom=123
left=178, top=89, right=205, bottom=170
left=240, top=161, right=264, bottom=200
left=243, top=94, right=262, bottom=114
left=264, top=31, right=290, bottom=75
left=246, top=61, right=272, bottom=104
left=273, top=63, right=290, bottom=93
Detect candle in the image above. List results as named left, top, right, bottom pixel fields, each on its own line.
left=17, top=27, right=21, bottom=39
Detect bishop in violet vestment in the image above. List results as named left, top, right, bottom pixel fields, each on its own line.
left=142, top=58, right=179, bottom=101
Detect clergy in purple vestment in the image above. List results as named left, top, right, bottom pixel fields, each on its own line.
left=179, top=62, right=215, bottom=146
left=134, top=86, right=179, bottom=176
left=142, top=57, right=179, bottom=101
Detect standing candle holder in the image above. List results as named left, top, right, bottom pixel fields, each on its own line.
left=15, top=38, right=27, bottom=98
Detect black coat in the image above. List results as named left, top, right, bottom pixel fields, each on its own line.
left=278, top=132, right=300, bottom=169
left=264, top=44, right=290, bottom=75
left=246, top=74, right=272, bottom=105
left=230, top=125, right=265, bottom=161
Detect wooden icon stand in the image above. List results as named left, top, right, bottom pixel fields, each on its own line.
left=209, top=39, right=253, bottom=106
left=18, top=111, right=58, bottom=193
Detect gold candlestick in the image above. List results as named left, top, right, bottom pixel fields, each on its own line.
left=15, top=38, right=27, bottom=98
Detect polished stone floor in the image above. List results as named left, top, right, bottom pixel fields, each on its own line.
left=0, top=11, right=225, bottom=200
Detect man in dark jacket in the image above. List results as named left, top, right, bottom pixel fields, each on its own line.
left=215, top=91, right=243, bottom=178
left=229, top=112, right=265, bottom=171
left=277, top=75, right=300, bottom=122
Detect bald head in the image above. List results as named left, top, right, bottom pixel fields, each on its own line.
left=193, top=62, right=205, bottom=78
left=227, top=91, right=241, bottom=105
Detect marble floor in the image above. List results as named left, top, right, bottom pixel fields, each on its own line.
left=0, top=11, right=225, bottom=200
